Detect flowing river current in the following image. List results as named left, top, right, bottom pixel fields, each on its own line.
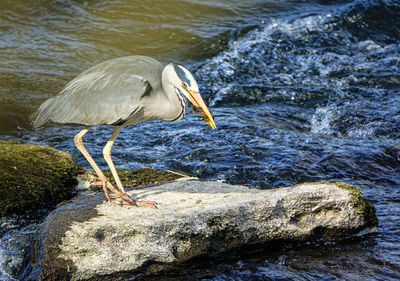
left=1, top=0, right=400, bottom=280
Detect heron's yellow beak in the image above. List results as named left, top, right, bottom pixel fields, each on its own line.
left=187, top=90, right=216, bottom=129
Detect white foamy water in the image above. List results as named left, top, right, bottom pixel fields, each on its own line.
left=310, top=106, right=336, bottom=135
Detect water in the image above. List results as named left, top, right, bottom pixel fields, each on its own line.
left=1, top=0, right=400, bottom=279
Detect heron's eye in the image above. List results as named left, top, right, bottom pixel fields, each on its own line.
left=182, top=82, right=188, bottom=88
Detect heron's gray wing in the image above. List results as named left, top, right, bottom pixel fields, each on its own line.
left=34, top=56, right=164, bottom=128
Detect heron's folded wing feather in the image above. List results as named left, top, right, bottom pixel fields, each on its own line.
left=34, top=56, right=163, bottom=128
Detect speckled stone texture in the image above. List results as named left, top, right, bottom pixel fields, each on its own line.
left=29, top=180, right=377, bottom=281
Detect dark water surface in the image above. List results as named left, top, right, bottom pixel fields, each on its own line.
left=1, top=0, right=400, bottom=280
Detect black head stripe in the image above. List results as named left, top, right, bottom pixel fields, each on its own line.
left=173, top=64, right=192, bottom=87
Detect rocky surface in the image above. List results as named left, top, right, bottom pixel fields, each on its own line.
left=0, top=141, right=79, bottom=217
left=27, top=180, right=377, bottom=281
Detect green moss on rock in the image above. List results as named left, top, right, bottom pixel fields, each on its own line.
left=101, top=168, right=184, bottom=188
left=302, top=181, right=378, bottom=228
left=0, top=141, right=79, bottom=217
left=333, top=182, right=378, bottom=228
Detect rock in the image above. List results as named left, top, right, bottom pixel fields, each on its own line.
left=27, top=180, right=377, bottom=280
left=0, top=141, right=79, bottom=217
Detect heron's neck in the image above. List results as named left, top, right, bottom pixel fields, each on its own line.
left=160, top=66, right=187, bottom=121
left=161, top=66, right=175, bottom=100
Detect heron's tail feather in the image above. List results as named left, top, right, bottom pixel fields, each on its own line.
left=33, top=97, right=56, bottom=129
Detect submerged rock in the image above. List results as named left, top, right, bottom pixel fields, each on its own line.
left=0, top=141, right=79, bottom=217
left=28, top=180, right=377, bottom=280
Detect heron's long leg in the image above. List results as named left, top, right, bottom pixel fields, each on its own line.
left=103, top=125, right=157, bottom=209
left=103, top=125, right=126, bottom=193
left=74, top=127, right=111, bottom=200
left=74, top=126, right=131, bottom=204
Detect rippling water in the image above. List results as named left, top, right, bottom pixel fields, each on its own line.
left=1, top=0, right=400, bottom=280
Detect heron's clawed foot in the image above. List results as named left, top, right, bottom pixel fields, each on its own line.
left=134, top=200, right=158, bottom=209
left=109, top=199, right=136, bottom=206
left=95, top=177, right=157, bottom=208
left=108, top=198, right=157, bottom=208
left=95, top=177, right=133, bottom=204
left=117, top=190, right=158, bottom=209
left=119, top=188, right=158, bottom=208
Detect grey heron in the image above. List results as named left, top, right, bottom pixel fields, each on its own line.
left=34, top=55, right=216, bottom=208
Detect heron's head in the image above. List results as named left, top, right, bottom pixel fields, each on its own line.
left=163, top=63, right=216, bottom=129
